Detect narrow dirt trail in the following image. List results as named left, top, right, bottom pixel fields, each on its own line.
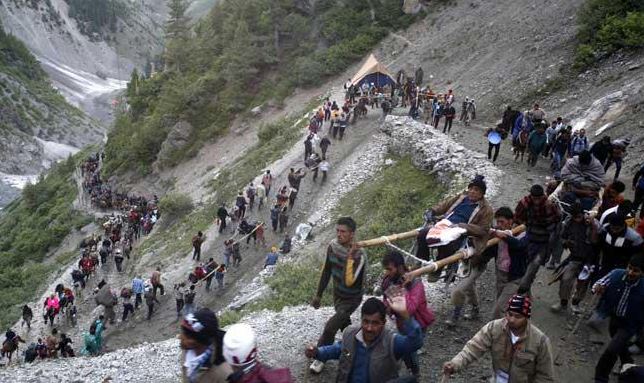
left=102, top=86, right=390, bottom=349
left=13, top=163, right=156, bottom=350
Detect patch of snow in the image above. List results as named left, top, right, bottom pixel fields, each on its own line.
left=39, top=57, right=127, bottom=105
left=0, top=173, right=38, bottom=189
left=34, top=137, right=80, bottom=167
left=568, top=89, right=627, bottom=133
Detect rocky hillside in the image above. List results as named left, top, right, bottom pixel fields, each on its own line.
left=0, top=0, right=220, bottom=207
left=0, top=24, right=101, bottom=207
left=0, top=0, right=643, bottom=381
left=0, top=0, right=161, bottom=121
left=0, top=0, right=221, bottom=122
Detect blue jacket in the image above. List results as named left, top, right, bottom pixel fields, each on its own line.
left=596, top=269, right=644, bottom=334
left=132, top=278, right=144, bottom=294
left=512, top=113, right=533, bottom=138
left=316, top=318, right=423, bottom=383
left=265, top=252, right=279, bottom=266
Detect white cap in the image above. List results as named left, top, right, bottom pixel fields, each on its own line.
left=223, top=323, right=258, bottom=366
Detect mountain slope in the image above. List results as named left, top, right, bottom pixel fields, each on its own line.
left=0, top=0, right=163, bottom=122
left=0, top=25, right=101, bottom=182
left=103, top=0, right=421, bottom=177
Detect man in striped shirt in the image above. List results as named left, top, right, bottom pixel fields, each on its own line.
left=592, top=253, right=644, bottom=383
left=310, top=216, right=367, bottom=374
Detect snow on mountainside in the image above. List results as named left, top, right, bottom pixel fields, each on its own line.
left=0, top=0, right=166, bottom=121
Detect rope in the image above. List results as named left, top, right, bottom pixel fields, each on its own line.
left=381, top=236, right=433, bottom=266
left=232, top=222, right=265, bottom=246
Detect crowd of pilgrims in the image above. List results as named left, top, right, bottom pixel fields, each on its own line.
left=3, top=87, right=644, bottom=383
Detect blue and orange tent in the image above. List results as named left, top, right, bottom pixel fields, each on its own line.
left=350, top=54, right=396, bottom=88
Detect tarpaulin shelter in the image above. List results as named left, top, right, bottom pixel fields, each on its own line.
left=350, top=54, right=396, bottom=88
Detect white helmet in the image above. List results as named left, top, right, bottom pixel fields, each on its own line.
left=223, top=323, right=258, bottom=366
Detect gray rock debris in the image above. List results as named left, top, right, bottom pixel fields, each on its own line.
left=382, top=115, right=502, bottom=199
left=0, top=338, right=181, bottom=383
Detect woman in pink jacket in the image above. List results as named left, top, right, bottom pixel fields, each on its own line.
left=45, top=294, right=60, bottom=311
left=381, top=251, right=434, bottom=379
left=43, top=294, right=60, bottom=326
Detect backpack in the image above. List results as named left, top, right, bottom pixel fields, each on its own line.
left=572, top=136, right=587, bottom=152
left=71, top=269, right=82, bottom=281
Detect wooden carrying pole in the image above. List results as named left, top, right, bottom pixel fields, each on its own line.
left=356, top=224, right=526, bottom=274
left=356, top=229, right=420, bottom=248
left=421, top=224, right=526, bottom=273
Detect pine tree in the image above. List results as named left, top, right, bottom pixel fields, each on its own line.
left=127, top=69, right=140, bottom=97
left=164, top=0, right=191, bottom=72
left=165, top=0, right=190, bottom=40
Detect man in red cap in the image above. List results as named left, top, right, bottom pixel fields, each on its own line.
left=443, top=294, right=555, bottom=382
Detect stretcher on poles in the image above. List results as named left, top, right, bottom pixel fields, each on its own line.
left=356, top=224, right=527, bottom=278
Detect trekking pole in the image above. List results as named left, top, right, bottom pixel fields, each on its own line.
left=552, top=293, right=600, bottom=364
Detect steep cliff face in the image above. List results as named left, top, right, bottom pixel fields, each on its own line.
left=0, top=25, right=101, bottom=208
left=0, top=0, right=168, bottom=121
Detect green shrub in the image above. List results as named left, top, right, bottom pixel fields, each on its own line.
left=159, top=193, right=194, bottom=221
left=575, top=0, right=643, bottom=70
left=596, top=12, right=644, bottom=50
left=0, top=153, right=91, bottom=329
left=574, top=44, right=597, bottom=69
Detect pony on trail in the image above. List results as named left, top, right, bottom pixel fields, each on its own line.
left=513, top=129, right=529, bottom=162
left=1, top=335, right=25, bottom=363
left=352, top=98, right=368, bottom=123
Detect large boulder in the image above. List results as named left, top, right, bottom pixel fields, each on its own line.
left=402, top=0, right=422, bottom=14
left=156, top=120, right=194, bottom=165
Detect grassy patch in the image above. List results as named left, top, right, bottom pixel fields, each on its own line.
left=334, top=156, right=446, bottom=283
left=0, top=153, right=92, bottom=329
left=219, top=156, right=446, bottom=324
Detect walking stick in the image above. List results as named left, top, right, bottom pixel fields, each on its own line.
left=552, top=293, right=600, bottom=365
